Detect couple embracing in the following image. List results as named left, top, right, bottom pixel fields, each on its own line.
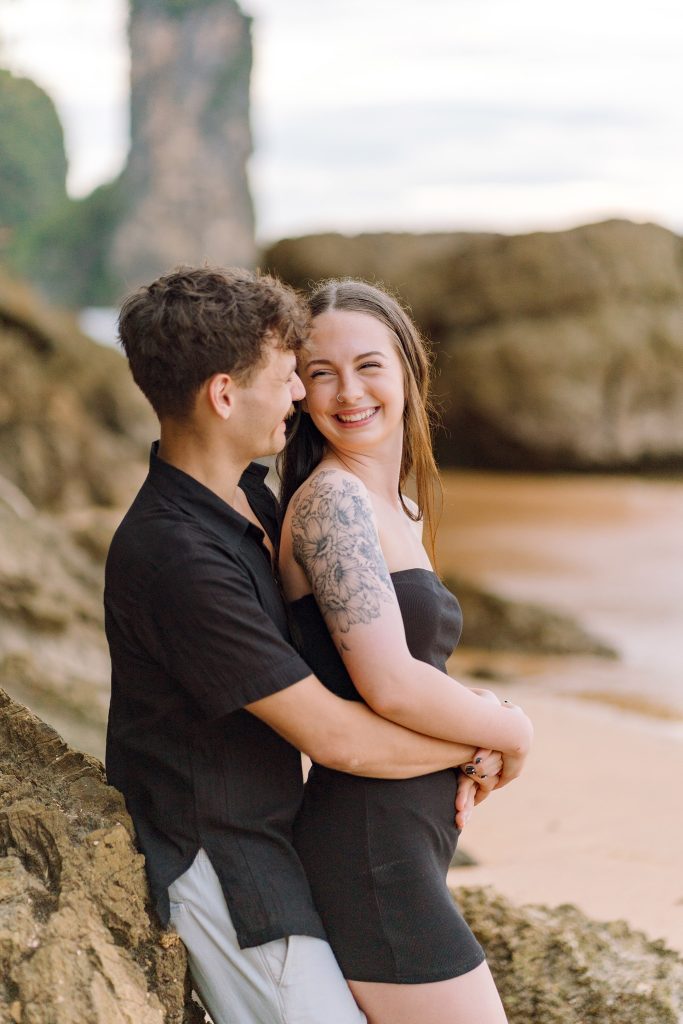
left=104, top=267, right=533, bottom=1024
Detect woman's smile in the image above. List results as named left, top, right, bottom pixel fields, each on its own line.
left=334, top=406, right=380, bottom=426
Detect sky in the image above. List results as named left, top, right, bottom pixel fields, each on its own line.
left=1, top=0, right=682, bottom=243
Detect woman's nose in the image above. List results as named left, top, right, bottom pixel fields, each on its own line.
left=336, top=376, right=363, bottom=404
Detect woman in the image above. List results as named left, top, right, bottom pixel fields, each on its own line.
left=277, top=280, right=532, bottom=1024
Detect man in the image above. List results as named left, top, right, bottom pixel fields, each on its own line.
left=105, top=266, right=485, bottom=1024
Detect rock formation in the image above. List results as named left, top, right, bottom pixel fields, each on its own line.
left=445, top=575, right=617, bottom=658
left=458, top=887, right=683, bottom=1023
left=264, top=220, right=683, bottom=470
left=1, top=687, right=681, bottom=1023
left=0, top=688, right=203, bottom=1024
left=1, top=0, right=256, bottom=305
left=111, top=0, right=256, bottom=288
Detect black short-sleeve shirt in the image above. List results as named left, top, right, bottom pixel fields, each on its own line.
left=104, top=445, right=326, bottom=947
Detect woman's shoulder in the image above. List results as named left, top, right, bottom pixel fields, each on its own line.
left=290, top=465, right=369, bottom=510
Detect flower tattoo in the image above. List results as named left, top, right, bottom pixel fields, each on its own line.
left=291, top=472, right=394, bottom=638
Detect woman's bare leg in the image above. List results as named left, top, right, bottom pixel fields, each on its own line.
left=348, top=961, right=507, bottom=1024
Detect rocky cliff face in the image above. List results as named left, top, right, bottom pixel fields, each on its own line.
left=1, top=688, right=681, bottom=1023
left=264, top=220, right=683, bottom=470
left=111, top=0, right=256, bottom=288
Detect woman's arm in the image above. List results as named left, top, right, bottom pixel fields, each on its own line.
left=282, top=469, right=533, bottom=758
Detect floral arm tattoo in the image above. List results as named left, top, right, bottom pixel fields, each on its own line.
left=291, top=471, right=394, bottom=645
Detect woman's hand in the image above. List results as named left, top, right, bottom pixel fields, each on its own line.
left=455, top=747, right=504, bottom=828
left=468, top=696, right=533, bottom=790
left=496, top=700, right=533, bottom=788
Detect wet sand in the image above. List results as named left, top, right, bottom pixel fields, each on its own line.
left=437, top=471, right=683, bottom=952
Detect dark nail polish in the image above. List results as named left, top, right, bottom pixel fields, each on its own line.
left=464, top=765, right=476, bottom=775
left=481, top=774, right=488, bottom=780
left=475, top=757, right=482, bottom=764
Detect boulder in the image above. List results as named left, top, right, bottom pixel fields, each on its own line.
left=458, top=887, right=683, bottom=1023
left=0, top=688, right=203, bottom=1024
left=264, top=221, right=683, bottom=469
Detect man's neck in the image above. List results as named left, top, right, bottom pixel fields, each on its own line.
left=158, top=424, right=247, bottom=508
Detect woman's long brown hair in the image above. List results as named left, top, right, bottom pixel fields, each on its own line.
left=277, top=279, right=443, bottom=562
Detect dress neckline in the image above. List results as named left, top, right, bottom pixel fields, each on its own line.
left=289, top=567, right=439, bottom=608
left=390, top=566, right=436, bottom=579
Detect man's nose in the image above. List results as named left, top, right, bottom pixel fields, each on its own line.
left=291, top=372, right=305, bottom=401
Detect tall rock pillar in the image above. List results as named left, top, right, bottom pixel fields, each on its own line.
left=111, top=0, right=256, bottom=288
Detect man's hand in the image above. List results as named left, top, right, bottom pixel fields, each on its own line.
left=455, top=773, right=476, bottom=830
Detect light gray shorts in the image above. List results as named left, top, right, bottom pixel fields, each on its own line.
left=168, top=848, right=367, bottom=1024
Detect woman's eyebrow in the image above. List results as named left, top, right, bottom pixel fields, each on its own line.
left=304, top=350, right=385, bottom=370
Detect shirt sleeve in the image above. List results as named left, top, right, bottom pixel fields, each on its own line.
left=149, top=545, right=312, bottom=719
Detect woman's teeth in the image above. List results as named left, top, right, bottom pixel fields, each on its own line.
left=336, top=408, right=377, bottom=423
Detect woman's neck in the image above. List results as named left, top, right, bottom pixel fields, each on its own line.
left=320, top=441, right=402, bottom=505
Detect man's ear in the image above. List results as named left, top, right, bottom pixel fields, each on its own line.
left=206, top=373, right=234, bottom=420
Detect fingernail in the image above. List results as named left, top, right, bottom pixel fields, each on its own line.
left=475, top=757, right=482, bottom=764
left=464, top=765, right=476, bottom=775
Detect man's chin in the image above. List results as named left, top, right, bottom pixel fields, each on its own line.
left=260, top=434, right=287, bottom=459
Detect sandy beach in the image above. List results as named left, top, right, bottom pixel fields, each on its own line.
left=438, top=471, right=683, bottom=953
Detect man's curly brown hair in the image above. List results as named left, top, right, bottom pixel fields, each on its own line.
left=118, top=266, right=310, bottom=419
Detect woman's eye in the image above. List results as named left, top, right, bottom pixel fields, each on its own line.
left=360, top=362, right=381, bottom=370
left=310, top=370, right=332, bottom=379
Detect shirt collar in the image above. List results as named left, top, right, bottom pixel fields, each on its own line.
left=147, top=442, right=268, bottom=549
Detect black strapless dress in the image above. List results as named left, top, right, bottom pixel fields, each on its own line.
left=290, top=568, right=485, bottom=984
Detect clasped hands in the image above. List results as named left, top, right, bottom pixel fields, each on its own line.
left=454, top=688, right=528, bottom=830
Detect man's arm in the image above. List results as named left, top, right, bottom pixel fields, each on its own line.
left=246, top=674, right=476, bottom=779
